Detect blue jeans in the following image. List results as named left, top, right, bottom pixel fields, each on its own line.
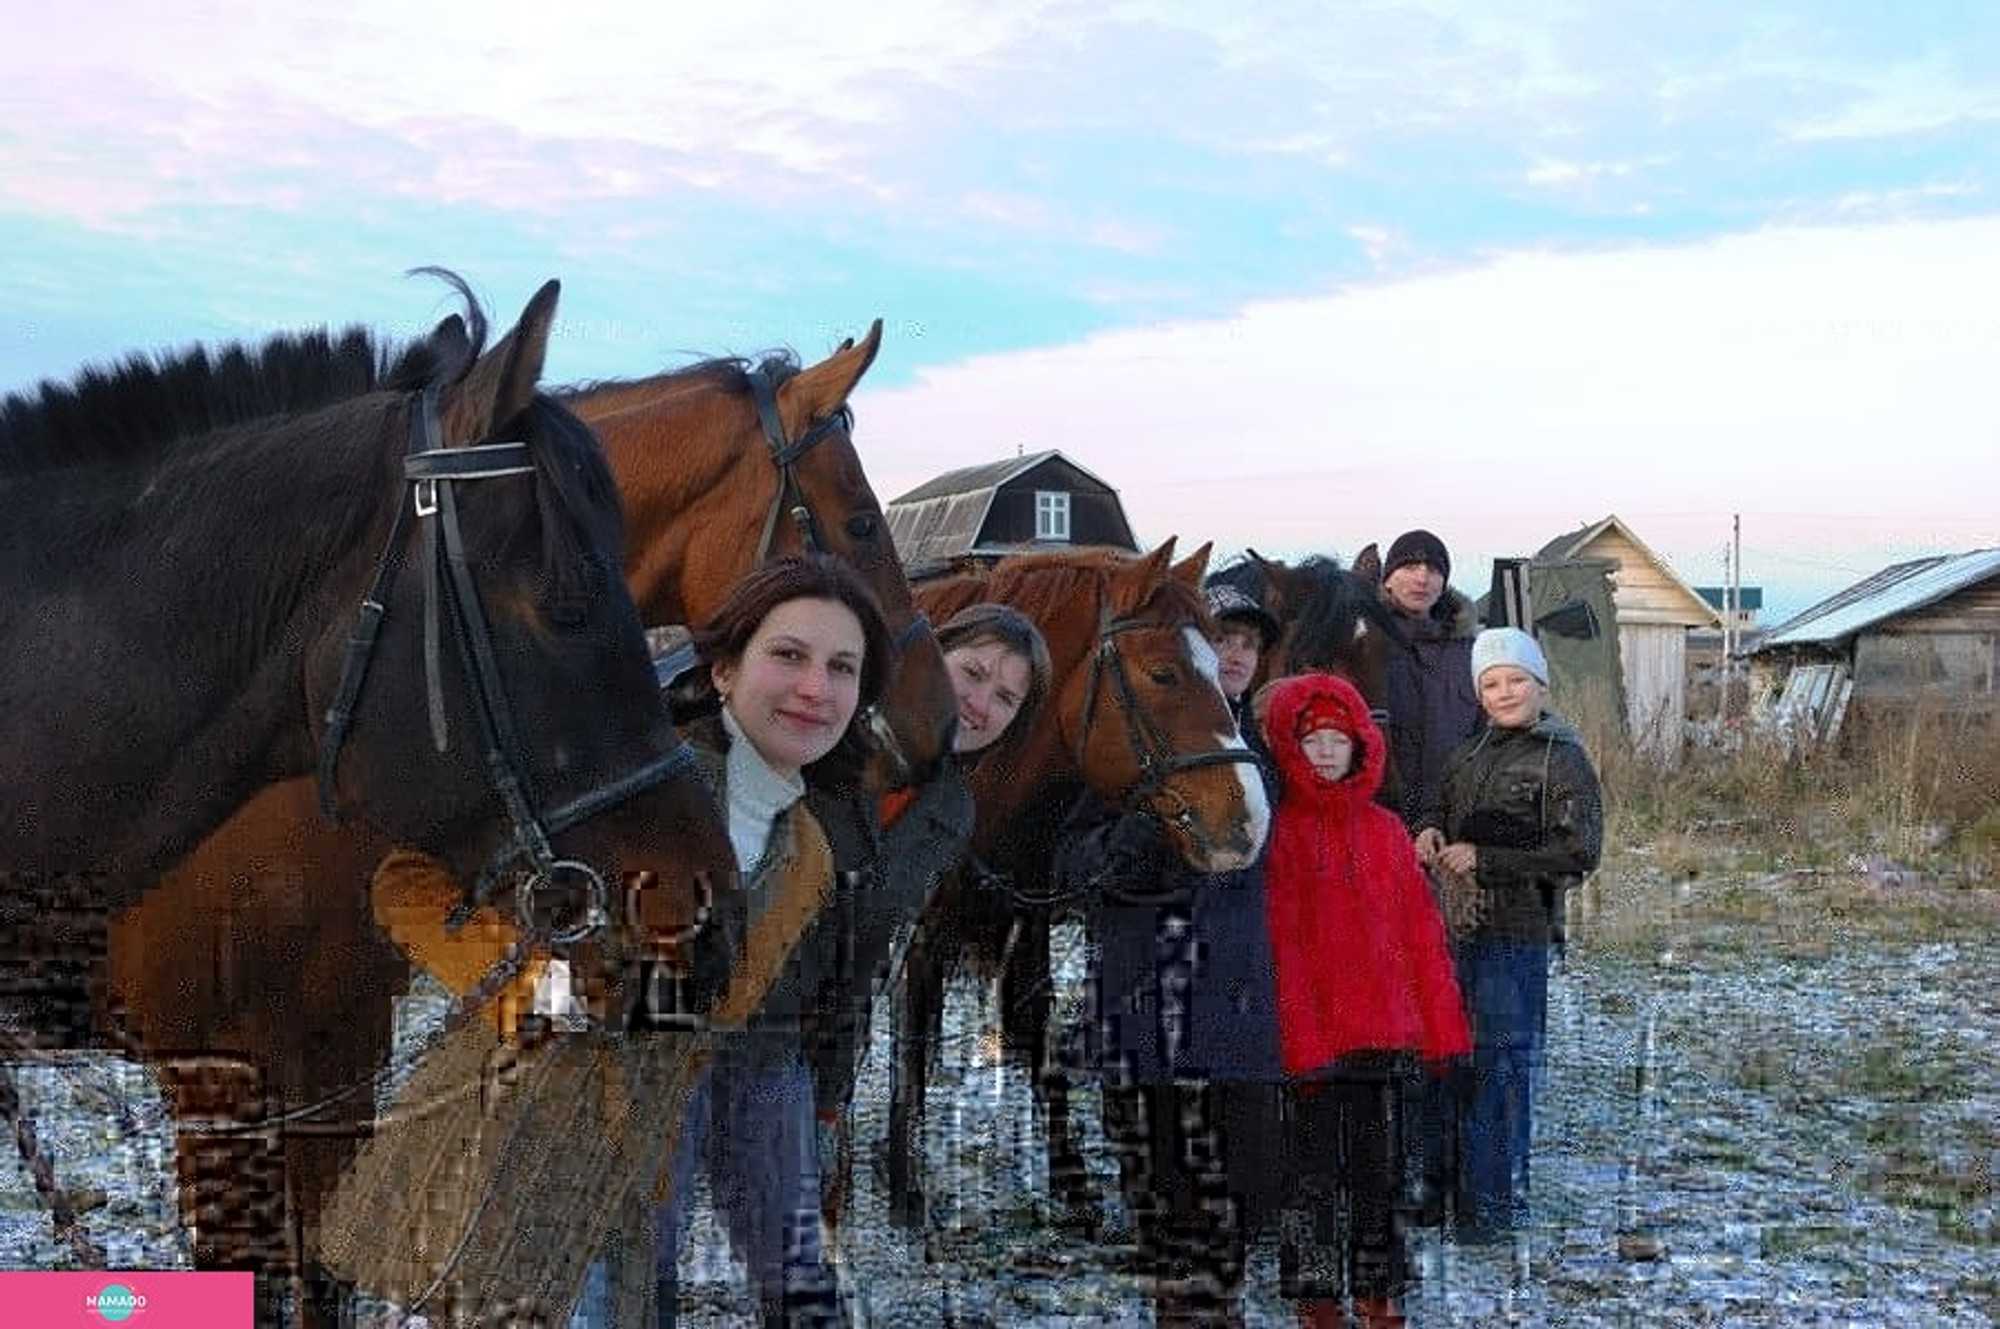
left=1454, top=937, right=1550, bottom=1232
left=572, top=1053, right=825, bottom=1326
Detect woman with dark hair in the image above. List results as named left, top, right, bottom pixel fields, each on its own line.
left=565, top=552, right=895, bottom=1327
left=806, top=601, right=1054, bottom=1228
left=935, top=602, right=1054, bottom=764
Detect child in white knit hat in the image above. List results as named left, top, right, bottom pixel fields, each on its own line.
left=1414, top=624, right=1603, bottom=1245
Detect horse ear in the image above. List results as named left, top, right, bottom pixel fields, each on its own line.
left=1353, top=542, right=1383, bottom=584
left=778, top=318, right=884, bottom=434
left=1170, top=540, right=1213, bottom=587
left=1129, top=539, right=1173, bottom=585
left=427, top=314, right=474, bottom=379
left=441, top=278, right=559, bottom=444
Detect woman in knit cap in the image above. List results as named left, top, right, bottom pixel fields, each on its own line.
left=1259, top=671, right=1469, bottom=1328
left=1416, top=626, right=1603, bottom=1243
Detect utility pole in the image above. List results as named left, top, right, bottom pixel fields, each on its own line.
left=1722, top=514, right=1741, bottom=725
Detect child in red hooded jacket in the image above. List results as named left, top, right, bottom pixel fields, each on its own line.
left=1260, top=671, right=1471, bottom=1328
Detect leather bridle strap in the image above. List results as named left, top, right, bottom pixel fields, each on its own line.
left=743, top=365, right=937, bottom=787
left=317, top=386, right=699, bottom=949
left=1073, top=604, right=1263, bottom=854
left=745, top=365, right=849, bottom=564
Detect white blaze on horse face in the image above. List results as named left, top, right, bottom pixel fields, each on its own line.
left=1182, top=626, right=1270, bottom=867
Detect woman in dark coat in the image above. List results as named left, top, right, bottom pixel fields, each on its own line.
left=1051, top=583, right=1284, bottom=1327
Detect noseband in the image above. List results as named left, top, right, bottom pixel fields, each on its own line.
left=745, top=366, right=935, bottom=787
left=317, top=386, right=700, bottom=943
left=1073, top=603, right=1263, bottom=857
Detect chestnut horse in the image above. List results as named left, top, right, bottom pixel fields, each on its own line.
left=882, top=540, right=1271, bottom=1232
left=99, top=321, right=953, bottom=1320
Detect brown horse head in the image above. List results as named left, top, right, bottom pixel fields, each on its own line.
left=915, top=539, right=1269, bottom=872
left=565, top=321, right=957, bottom=789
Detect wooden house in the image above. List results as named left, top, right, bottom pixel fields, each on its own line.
left=1747, top=549, right=2000, bottom=743
left=885, top=450, right=1139, bottom=573
left=1529, top=516, right=1720, bottom=760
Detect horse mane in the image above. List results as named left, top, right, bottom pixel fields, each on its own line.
left=930, top=547, right=1204, bottom=629
left=558, top=348, right=805, bottom=402
left=0, top=326, right=454, bottom=478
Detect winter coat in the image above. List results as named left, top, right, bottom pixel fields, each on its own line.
left=682, top=713, right=910, bottom=1074
left=1432, top=710, right=1604, bottom=944
left=1380, top=586, right=1483, bottom=832
left=1260, top=673, right=1471, bottom=1078
left=801, top=764, right=976, bottom=1112
left=1054, top=784, right=1286, bottom=1085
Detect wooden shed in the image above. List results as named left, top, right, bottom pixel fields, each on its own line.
left=1747, top=548, right=2000, bottom=742
left=885, top=449, right=1139, bottom=572
left=1530, top=516, right=1720, bottom=760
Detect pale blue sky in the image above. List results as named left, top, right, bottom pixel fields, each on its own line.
left=5, top=2, right=1996, bottom=620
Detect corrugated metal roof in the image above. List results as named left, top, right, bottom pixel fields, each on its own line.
left=1755, top=548, right=2000, bottom=650
left=886, top=491, right=1000, bottom=570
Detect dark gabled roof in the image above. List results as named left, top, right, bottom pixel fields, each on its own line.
left=889, top=449, right=1081, bottom=505
left=886, top=449, right=1123, bottom=569
left=1754, top=548, right=2000, bottom=651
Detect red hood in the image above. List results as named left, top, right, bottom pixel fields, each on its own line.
left=1263, top=671, right=1386, bottom=805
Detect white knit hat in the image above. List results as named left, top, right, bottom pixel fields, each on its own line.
left=1471, top=626, right=1549, bottom=686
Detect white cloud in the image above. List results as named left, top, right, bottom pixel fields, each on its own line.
left=860, top=216, right=2000, bottom=612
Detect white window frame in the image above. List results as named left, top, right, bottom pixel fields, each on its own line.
left=1034, top=490, right=1071, bottom=541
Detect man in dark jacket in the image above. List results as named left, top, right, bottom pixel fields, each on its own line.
left=1373, top=529, right=1485, bottom=1230
left=1376, top=529, right=1484, bottom=834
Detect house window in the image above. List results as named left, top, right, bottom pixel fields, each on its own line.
left=1035, top=490, right=1070, bottom=541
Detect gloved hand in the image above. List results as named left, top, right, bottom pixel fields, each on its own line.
left=1101, top=812, right=1169, bottom=879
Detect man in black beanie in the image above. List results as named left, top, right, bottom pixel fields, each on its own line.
left=1384, top=529, right=1453, bottom=588
left=1378, top=529, right=1479, bottom=828
left=1376, top=527, right=1484, bottom=1234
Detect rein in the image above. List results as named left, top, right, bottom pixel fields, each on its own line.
left=744, top=366, right=933, bottom=788
left=317, top=385, right=699, bottom=946
left=1073, top=601, right=1263, bottom=864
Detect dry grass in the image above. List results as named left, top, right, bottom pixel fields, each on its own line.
left=1571, top=699, right=1999, bottom=947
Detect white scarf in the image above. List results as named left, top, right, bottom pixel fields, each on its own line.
left=720, top=706, right=807, bottom=875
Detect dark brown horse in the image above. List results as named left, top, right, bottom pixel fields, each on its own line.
left=100, top=319, right=953, bottom=1320
left=4, top=274, right=740, bottom=1311
left=884, top=540, right=1270, bottom=1233
left=1205, top=547, right=1403, bottom=699
left=1204, top=547, right=1408, bottom=802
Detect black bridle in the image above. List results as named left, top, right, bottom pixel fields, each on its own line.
left=744, top=366, right=935, bottom=785
left=1072, top=602, right=1264, bottom=862
left=316, top=386, right=699, bottom=943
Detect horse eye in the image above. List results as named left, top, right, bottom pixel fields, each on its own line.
left=845, top=513, right=879, bottom=542
left=546, top=601, right=590, bottom=629
left=1148, top=666, right=1178, bottom=686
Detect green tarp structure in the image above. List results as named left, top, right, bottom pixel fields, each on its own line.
left=1486, top=556, right=1630, bottom=755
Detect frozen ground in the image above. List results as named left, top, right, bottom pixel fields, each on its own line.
left=5, top=870, right=1994, bottom=1326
